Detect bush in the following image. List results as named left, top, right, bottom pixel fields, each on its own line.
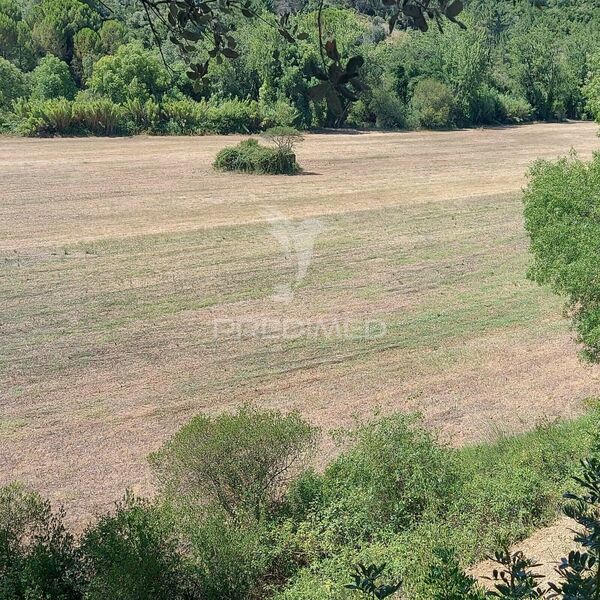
left=523, top=153, right=600, bottom=361
left=369, top=84, right=407, bottom=129
left=150, top=405, right=317, bottom=519
left=276, top=411, right=596, bottom=599
left=497, top=93, right=533, bottom=124
left=470, top=85, right=502, bottom=125
left=80, top=491, right=189, bottom=600
left=87, top=42, right=171, bottom=104
left=72, top=98, right=127, bottom=136
left=213, top=139, right=301, bottom=175
left=12, top=97, right=76, bottom=136
left=261, top=126, right=304, bottom=153
left=410, top=78, right=455, bottom=129
left=123, top=97, right=159, bottom=133
left=0, top=483, right=80, bottom=600
left=0, top=56, right=28, bottom=110
left=173, top=509, right=277, bottom=600
left=31, top=55, right=77, bottom=101
left=320, top=413, right=456, bottom=537
left=161, top=98, right=209, bottom=134
left=206, top=99, right=261, bottom=134
left=259, top=96, right=300, bottom=129
left=424, top=548, right=486, bottom=600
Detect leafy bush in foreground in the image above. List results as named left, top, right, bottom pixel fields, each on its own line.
left=278, top=413, right=594, bottom=599
left=524, top=153, right=600, bottom=361
left=0, top=483, right=80, bottom=600
left=150, top=405, right=317, bottom=520
left=214, top=139, right=301, bottom=175
left=80, top=491, right=189, bottom=600
left=2, top=408, right=599, bottom=599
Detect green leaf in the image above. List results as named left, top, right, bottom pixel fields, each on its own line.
left=402, top=3, right=422, bottom=18
left=324, top=39, right=340, bottom=62
left=445, top=0, right=463, bottom=18
left=181, top=29, right=202, bottom=41
left=308, top=82, right=330, bottom=102
left=222, top=47, right=239, bottom=59
left=325, top=87, right=344, bottom=116
left=346, top=55, right=364, bottom=76
left=278, top=28, right=295, bottom=43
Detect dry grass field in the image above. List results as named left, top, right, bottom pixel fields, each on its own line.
left=1, top=122, right=600, bottom=524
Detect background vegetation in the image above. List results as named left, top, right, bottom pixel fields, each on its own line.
left=3, top=0, right=600, bottom=135
left=2, top=404, right=600, bottom=599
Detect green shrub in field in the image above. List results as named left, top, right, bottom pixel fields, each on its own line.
left=12, top=97, right=76, bottom=136
left=497, top=93, right=533, bottom=124
left=80, top=491, right=189, bottom=600
left=321, top=413, right=456, bottom=535
left=259, top=96, right=300, bottom=129
left=410, top=78, right=456, bottom=129
left=31, top=55, right=77, bottom=101
left=470, top=85, right=502, bottom=125
left=214, top=139, right=301, bottom=175
left=150, top=405, right=317, bottom=520
left=523, top=153, right=600, bottom=361
left=261, top=126, right=304, bottom=153
left=366, top=77, right=408, bottom=129
left=72, top=98, right=127, bottom=136
left=0, top=483, right=80, bottom=600
left=123, top=97, right=160, bottom=134
left=206, top=99, right=261, bottom=134
left=161, top=98, right=209, bottom=134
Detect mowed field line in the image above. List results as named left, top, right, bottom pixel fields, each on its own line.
left=1, top=123, right=599, bottom=524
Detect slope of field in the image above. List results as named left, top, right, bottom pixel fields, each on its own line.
left=1, top=123, right=599, bottom=523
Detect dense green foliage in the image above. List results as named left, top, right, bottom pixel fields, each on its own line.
left=150, top=405, right=316, bottom=517
left=524, top=152, right=600, bottom=362
left=2, top=0, right=600, bottom=135
left=0, top=483, right=80, bottom=599
left=30, top=55, right=76, bottom=99
left=3, top=407, right=600, bottom=599
left=214, top=138, right=301, bottom=174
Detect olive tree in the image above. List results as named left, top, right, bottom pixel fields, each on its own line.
left=149, top=405, right=318, bottom=520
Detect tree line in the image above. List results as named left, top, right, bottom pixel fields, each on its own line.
left=4, top=0, right=600, bottom=134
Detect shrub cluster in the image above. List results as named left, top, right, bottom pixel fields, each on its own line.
left=4, top=97, right=263, bottom=137
left=2, top=406, right=599, bottom=599
left=2, top=0, right=599, bottom=137
left=214, top=138, right=300, bottom=175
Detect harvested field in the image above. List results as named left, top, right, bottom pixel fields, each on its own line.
left=1, top=122, right=599, bottom=524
